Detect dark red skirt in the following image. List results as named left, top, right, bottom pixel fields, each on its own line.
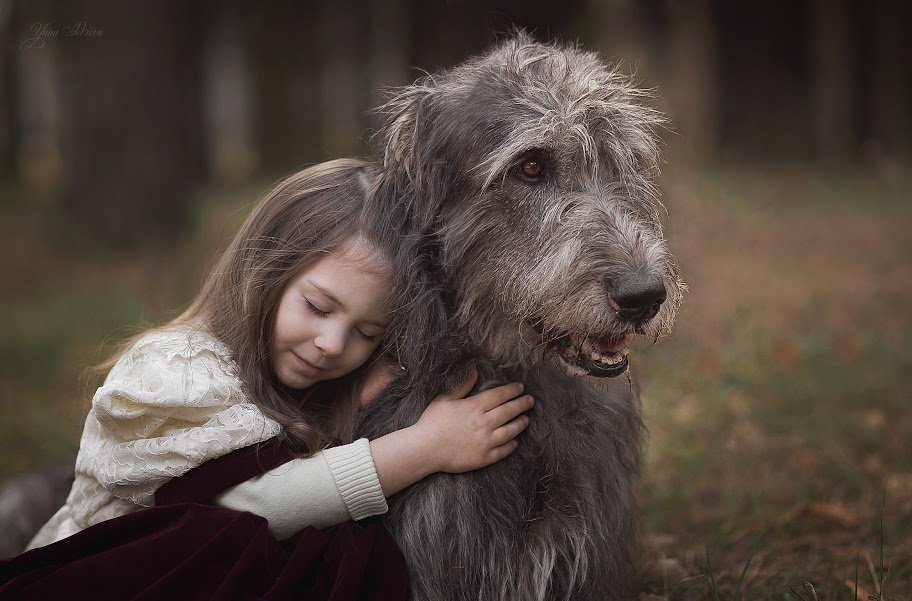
left=0, top=440, right=408, bottom=600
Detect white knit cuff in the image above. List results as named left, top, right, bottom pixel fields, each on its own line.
left=323, top=438, right=388, bottom=520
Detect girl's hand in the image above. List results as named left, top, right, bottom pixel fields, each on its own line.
left=413, top=368, right=533, bottom=474
left=369, top=368, right=533, bottom=497
left=356, top=356, right=403, bottom=409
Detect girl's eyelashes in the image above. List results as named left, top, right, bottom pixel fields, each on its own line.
left=304, top=295, right=383, bottom=342
left=305, top=299, right=328, bottom=316
left=357, top=330, right=379, bottom=342
left=306, top=297, right=381, bottom=342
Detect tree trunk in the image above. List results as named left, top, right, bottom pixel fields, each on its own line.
left=666, top=0, right=719, bottom=162
left=869, top=1, right=911, bottom=162
left=811, top=0, right=854, bottom=162
left=55, top=0, right=204, bottom=248
left=319, top=0, right=367, bottom=158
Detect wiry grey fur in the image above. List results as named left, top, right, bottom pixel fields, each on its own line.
left=357, top=34, right=685, bottom=601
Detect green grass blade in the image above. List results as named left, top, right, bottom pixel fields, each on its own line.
left=855, top=549, right=859, bottom=601
left=881, top=487, right=886, bottom=598
left=734, top=528, right=766, bottom=601
left=705, top=545, right=721, bottom=601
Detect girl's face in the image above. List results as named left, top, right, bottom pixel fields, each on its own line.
left=271, top=237, right=392, bottom=390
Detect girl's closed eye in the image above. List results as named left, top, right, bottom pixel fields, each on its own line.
left=305, top=299, right=328, bottom=316
left=358, top=330, right=380, bottom=342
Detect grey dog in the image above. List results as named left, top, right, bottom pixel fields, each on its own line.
left=357, top=33, right=685, bottom=601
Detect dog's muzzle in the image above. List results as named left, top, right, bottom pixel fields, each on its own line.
left=548, top=332, right=633, bottom=377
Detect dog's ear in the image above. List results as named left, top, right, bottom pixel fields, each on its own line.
left=371, top=82, right=471, bottom=396
left=375, top=84, right=432, bottom=178
left=373, top=82, right=457, bottom=236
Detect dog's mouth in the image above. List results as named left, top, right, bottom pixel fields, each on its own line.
left=543, top=330, right=634, bottom=378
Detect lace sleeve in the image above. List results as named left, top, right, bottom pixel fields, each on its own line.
left=75, top=329, right=282, bottom=507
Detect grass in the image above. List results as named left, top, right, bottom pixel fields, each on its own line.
left=633, top=164, right=912, bottom=599
left=1, top=164, right=910, bottom=597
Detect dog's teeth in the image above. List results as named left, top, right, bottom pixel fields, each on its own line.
left=592, top=351, right=624, bottom=366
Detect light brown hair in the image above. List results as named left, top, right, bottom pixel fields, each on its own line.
left=98, top=158, right=396, bottom=455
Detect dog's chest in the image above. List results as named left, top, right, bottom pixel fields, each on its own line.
left=485, top=363, right=638, bottom=502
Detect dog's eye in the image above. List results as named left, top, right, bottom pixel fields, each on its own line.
left=518, top=158, right=545, bottom=181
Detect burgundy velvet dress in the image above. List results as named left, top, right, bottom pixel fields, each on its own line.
left=0, top=439, right=408, bottom=600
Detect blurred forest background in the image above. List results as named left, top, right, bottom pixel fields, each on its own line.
left=0, top=0, right=910, bottom=598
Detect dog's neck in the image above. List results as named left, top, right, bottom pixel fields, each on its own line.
left=447, top=288, right=543, bottom=372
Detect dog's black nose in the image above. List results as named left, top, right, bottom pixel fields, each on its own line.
left=609, top=275, right=667, bottom=326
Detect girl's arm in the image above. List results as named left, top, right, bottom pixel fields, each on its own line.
left=215, top=439, right=385, bottom=538
left=215, top=370, right=532, bottom=539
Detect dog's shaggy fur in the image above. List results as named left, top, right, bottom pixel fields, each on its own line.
left=357, top=34, right=684, bottom=601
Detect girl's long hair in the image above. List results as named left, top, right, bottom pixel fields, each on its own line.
left=97, top=158, right=397, bottom=456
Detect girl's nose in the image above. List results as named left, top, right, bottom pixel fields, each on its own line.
left=314, top=328, right=346, bottom=357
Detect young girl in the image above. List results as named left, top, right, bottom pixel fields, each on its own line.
left=3, top=159, right=531, bottom=598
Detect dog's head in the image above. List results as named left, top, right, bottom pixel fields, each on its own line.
left=374, top=34, right=685, bottom=379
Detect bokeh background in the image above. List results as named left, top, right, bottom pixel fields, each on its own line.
left=1, top=1, right=910, bottom=597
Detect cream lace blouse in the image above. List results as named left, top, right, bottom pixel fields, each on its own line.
left=28, top=328, right=387, bottom=549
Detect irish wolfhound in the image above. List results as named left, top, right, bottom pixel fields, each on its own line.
left=357, top=34, right=685, bottom=601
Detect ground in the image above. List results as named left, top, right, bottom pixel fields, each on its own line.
left=0, top=165, right=909, bottom=599
left=633, top=165, right=911, bottom=600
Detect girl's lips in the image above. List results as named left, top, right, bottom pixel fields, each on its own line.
left=292, top=352, right=326, bottom=374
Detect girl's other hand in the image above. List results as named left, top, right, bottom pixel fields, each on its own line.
left=356, top=356, right=404, bottom=409
left=414, top=368, right=533, bottom=474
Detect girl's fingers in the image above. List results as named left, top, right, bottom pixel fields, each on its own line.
left=446, top=367, right=479, bottom=400
left=491, top=414, right=530, bottom=446
left=477, top=382, right=525, bottom=412
left=485, top=439, right=520, bottom=465
left=485, top=394, right=534, bottom=425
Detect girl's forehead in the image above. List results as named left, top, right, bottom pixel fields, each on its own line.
left=299, top=238, right=393, bottom=317
left=331, top=236, right=393, bottom=274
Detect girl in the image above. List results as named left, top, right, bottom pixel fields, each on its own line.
left=2, top=159, right=532, bottom=599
